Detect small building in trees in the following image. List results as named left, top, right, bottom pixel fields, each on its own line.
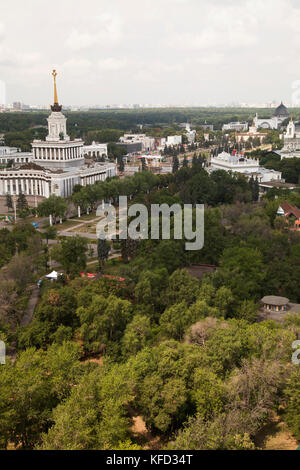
left=276, top=201, right=300, bottom=231
left=258, top=296, right=300, bottom=322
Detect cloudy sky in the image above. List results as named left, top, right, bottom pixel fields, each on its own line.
left=1, top=0, right=300, bottom=106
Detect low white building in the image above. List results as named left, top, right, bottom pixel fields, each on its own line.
left=280, top=119, right=300, bottom=159
left=0, top=148, right=33, bottom=166
left=83, top=142, right=108, bottom=158
left=222, top=122, right=249, bottom=132
left=137, top=154, right=163, bottom=168
left=211, top=151, right=260, bottom=173
left=166, top=135, right=182, bottom=146
left=0, top=146, right=19, bottom=155
left=119, top=134, right=155, bottom=152
left=210, top=151, right=282, bottom=184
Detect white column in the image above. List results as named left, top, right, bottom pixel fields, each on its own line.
left=45, top=182, right=50, bottom=198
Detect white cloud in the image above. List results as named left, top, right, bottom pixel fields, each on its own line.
left=0, top=46, right=41, bottom=67
left=1, top=0, right=300, bottom=105
left=65, top=13, right=122, bottom=50
left=97, top=57, right=128, bottom=71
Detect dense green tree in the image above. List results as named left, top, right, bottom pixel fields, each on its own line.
left=97, top=238, right=110, bottom=271
left=39, top=363, right=133, bottom=450
left=37, top=195, right=67, bottom=224
left=76, top=294, right=133, bottom=355
left=0, top=342, right=82, bottom=449
left=121, top=314, right=152, bottom=356
left=51, top=236, right=88, bottom=276
left=284, top=366, right=300, bottom=440
left=16, top=191, right=29, bottom=218
left=172, top=155, right=179, bottom=173
left=5, top=193, right=13, bottom=212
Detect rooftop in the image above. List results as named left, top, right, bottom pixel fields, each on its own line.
left=261, top=296, right=289, bottom=306
left=273, top=102, right=289, bottom=118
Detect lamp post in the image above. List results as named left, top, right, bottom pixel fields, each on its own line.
left=13, top=195, right=17, bottom=224
left=33, top=188, right=38, bottom=217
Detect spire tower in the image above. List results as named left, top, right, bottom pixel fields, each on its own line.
left=51, top=69, right=62, bottom=112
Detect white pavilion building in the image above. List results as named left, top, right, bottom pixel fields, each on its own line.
left=0, top=71, right=115, bottom=198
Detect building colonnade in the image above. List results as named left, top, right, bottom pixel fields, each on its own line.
left=0, top=176, right=50, bottom=197
left=32, top=145, right=82, bottom=161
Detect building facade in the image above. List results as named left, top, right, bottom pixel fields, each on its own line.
left=210, top=151, right=282, bottom=185
left=254, top=102, right=289, bottom=130
left=83, top=142, right=108, bottom=158
left=280, top=119, right=300, bottom=159
left=222, top=122, right=249, bottom=132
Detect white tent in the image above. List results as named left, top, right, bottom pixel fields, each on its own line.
left=45, top=270, right=59, bottom=280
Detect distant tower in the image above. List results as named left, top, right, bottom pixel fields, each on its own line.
left=285, top=117, right=295, bottom=139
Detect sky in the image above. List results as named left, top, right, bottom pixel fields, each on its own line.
left=1, top=0, right=300, bottom=106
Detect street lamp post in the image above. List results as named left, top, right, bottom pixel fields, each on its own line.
left=13, top=195, right=17, bottom=224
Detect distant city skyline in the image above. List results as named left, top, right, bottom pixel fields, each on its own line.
left=1, top=0, right=300, bottom=107
left=1, top=100, right=298, bottom=111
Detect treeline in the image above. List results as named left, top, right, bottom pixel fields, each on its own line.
left=2, top=107, right=300, bottom=138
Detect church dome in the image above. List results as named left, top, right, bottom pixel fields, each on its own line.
left=273, top=102, right=289, bottom=118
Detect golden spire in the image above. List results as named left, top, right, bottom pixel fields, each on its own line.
left=52, top=69, right=58, bottom=104
left=51, top=70, right=62, bottom=111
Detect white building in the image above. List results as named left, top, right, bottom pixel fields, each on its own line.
left=166, top=135, right=182, bottom=146
left=119, top=134, right=155, bottom=152
left=137, top=154, right=163, bottom=168
left=280, top=118, right=300, bottom=159
left=184, top=123, right=196, bottom=143
left=210, top=151, right=282, bottom=183
left=211, top=151, right=260, bottom=173
left=0, top=71, right=115, bottom=198
left=254, top=102, right=289, bottom=130
left=0, top=146, right=19, bottom=155
left=83, top=142, right=108, bottom=158
left=0, top=146, right=33, bottom=166
left=222, top=122, right=249, bottom=132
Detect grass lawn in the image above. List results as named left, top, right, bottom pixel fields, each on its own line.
left=56, top=220, right=81, bottom=231
left=73, top=212, right=100, bottom=221
left=70, top=224, right=97, bottom=234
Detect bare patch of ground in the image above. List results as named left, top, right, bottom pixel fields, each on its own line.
left=126, top=405, right=162, bottom=450
left=254, top=412, right=299, bottom=450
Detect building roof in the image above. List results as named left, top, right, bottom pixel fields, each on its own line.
left=273, top=102, right=289, bottom=118
left=278, top=201, right=300, bottom=219
left=19, top=162, right=45, bottom=171
left=261, top=296, right=289, bottom=306
left=260, top=181, right=297, bottom=189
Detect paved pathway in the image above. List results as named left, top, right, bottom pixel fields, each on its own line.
left=20, top=285, right=39, bottom=328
